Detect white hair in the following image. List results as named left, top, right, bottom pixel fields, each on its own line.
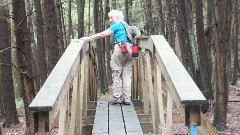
left=108, top=10, right=124, bottom=21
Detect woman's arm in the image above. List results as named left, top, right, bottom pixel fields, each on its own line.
left=81, top=29, right=113, bottom=41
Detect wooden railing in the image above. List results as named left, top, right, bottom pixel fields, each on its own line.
left=29, top=36, right=218, bottom=135
left=131, top=35, right=219, bottom=135
left=29, top=40, right=98, bottom=135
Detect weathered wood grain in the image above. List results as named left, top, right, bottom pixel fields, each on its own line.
left=92, top=101, right=108, bottom=134
left=122, top=104, right=143, bottom=135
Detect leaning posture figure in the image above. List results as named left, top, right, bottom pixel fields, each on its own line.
left=81, top=10, right=134, bottom=105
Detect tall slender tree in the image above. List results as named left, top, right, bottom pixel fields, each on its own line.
left=231, top=0, right=239, bottom=85
left=12, top=0, right=35, bottom=128
left=93, top=0, right=107, bottom=93
left=125, top=0, right=129, bottom=23
left=33, top=0, right=47, bottom=89
left=104, top=0, right=112, bottom=85
left=87, top=0, right=91, bottom=36
left=68, top=0, right=74, bottom=44
left=42, top=0, right=59, bottom=73
left=175, top=0, right=195, bottom=76
left=26, top=0, right=38, bottom=94
left=77, top=0, right=85, bottom=38
left=194, top=0, right=213, bottom=111
left=156, top=0, right=165, bottom=36
left=59, top=0, right=67, bottom=49
left=55, top=0, right=65, bottom=54
left=0, top=4, right=19, bottom=127
left=212, top=0, right=231, bottom=131
left=205, top=0, right=214, bottom=81
left=145, top=0, right=154, bottom=35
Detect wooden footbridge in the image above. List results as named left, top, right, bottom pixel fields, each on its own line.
left=29, top=35, right=220, bottom=135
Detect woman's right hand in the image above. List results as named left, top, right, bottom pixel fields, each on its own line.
left=80, top=37, right=92, bottom=41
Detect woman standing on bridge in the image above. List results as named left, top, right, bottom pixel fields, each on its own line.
left=80, top=10, right=136, bottom=105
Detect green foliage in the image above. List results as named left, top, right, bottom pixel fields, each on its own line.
left=129, top=0, right=145, bottom=30
left=15, top=98, right=24, bottom=109
left=73, top=0, right=146, bottom=36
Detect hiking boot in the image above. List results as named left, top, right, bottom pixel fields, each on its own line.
left=123, top=97, right=131, bottom=105
left=123, top=96, right=131, bottom=105
left=110, top=97, right=123, bottom=105
left=123, top=101, right=131, bottom=105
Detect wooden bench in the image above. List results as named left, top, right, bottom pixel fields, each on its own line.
left=92, top=101, right=143, bottom=135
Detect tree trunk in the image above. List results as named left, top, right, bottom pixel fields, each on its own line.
left=145, top=0, right=154, bottom=35
left=128, top=0, right=133, bottom=24
left=0, top=6, right=19, bottom=127
left=68, top=0, right=74, bottom=43
left=60, top=2, right=67, bottom=49
left=12, top=0, right=35, bottom=127
left=77, top=0, right=85, bottom=38
left=99, top=1, right=108, bottom=92
left=42, top=0, right=59, bottom=73
left=212, top=0, right=231, bottom=131
left=185, top=0, right=198, bottom=64
left=26, top=0, right=38, bottom=94
left=93, top=0, right=107, bottom=93
left=186, top=0, right=200, bottom=83
left=33, top=0, right=48, bottom=89
left=9, top=0, right=22, bottom=99
left=87, top=0, right=91, bottom=36
left=104, top=0, right=112, bottom=85
left=125, top=0, right=129, bottom=24
left=175, top=0, right=195, bottom=76
left=55, top=0, right=65, bottom=54
left=231, top=0, right=239, bottom=85
left=194, top=0, right=214, bottom=111
left=205, top=0, right=214, bottom=89
left=156, top=0, right=165, bottom=36
left=171, top=0, right=177, bottom=49
left=0, top=76, right=3, bottom=117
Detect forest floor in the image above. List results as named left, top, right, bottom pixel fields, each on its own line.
left=0, top=85, right=240, bottom=135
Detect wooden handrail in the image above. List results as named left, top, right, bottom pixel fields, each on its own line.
left=29, top=39, right=98, bottom=134
left=30, top=39, right=84, bottom=111
left=151, top=35, right=206, bottom=104
left=135, top=35, right=207, bottom=134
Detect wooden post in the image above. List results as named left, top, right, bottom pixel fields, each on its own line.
left=185, top=106, right=201, bottom=135
left=138, top=55, right=143, bottom=101
left=77, top=57, right=86, bottom=134
left=145, top=50, right=156, bottom=133
left=34, top=112, right=49, bottom=135
left=154, top=59, right=164, bottom=134
left=132, top=58, right=138, bottom=100
left=165, top=91, right=173, bottom=135
left=58, top=94, right=68, bottom=135
left=140, top=52, right=150, bottom=114
left=69, top=68, right=80, bottom=134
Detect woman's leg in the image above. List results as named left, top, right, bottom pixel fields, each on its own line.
left=122, top=44, right=133, bottom=104
left=110, top=45, right=124, bottom=103
left=122, top=61, right=132, bottom=104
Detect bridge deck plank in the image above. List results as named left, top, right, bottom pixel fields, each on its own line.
left=92, top=101, right=143, bottom=135
left=92, top=101, right=108, bottom=134
left=109, top=103, right=125, bottom=135
left=122, top=103, right=143, bottom=135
